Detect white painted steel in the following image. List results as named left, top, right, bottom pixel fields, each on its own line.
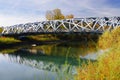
left=2, top=17, right=120, bottom=34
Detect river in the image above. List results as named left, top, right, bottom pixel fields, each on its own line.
left=0, top=41, right=99, bottom=80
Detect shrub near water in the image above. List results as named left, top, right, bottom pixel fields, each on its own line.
left=75, top=27, right=120, bottom=80
left=98, top=27, right=120, bottom=49
left=75, top=47, right=120, bottom=80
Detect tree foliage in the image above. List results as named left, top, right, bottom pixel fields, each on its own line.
left=66, top=14, right=74, bottom=19
left=53, top=8, right=65, bottom=20
left=46, top=11, right=54, bottom=20
left=46, top=8, right=74, bottom=20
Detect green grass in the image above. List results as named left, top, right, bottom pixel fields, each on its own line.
left=75, top=27, right=120, bottom=80
left=0, top=37, right=20, bottom=44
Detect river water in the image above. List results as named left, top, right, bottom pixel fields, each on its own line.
left=0, top=41, right=99, bottom=80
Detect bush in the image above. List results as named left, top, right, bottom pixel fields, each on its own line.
left=98, top=27, right=120, bottom=49
left=75, top=27, right=120, bottom=80
left=75, top=47, right=120, bottom=80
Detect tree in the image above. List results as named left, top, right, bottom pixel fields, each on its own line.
left=45, top=11, right=54, bottom=20
left=53, top=8, right=65, bottom=20
left=66, top=14, right=74, bottom=19
left=46, top=8, right=65, bottom=20
left=45, top=8, right=74, bottom=20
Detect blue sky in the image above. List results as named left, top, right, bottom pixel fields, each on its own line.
left=0, top=0, right=120, bottom=26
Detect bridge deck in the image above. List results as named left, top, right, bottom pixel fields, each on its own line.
left=1, top=17, right=120, bottom=36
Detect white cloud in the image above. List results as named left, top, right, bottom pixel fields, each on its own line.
left=0, top=0, right=119, bottom=26
left=0, top=14, right=45, bottom=26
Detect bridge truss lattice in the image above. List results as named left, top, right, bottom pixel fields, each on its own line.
left=2, top=17, right=120, bottom=35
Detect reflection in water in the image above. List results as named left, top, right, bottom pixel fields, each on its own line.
left=0, top=53, right=77, bottom=80
left=7, top=49, right=85, bottom=70
left=0, top=54, right=57, bottom=80
left=0, top=41, right=98, bottom=80
left=16, top=41, right=98, bottom=58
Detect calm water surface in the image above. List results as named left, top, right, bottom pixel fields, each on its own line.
left=0, top=41, right=99, bottom=80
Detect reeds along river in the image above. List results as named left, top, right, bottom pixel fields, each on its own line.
left=0, top=40, right=99, bottom=80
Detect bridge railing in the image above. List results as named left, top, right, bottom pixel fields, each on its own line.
left=1, top=17, right=120, bottom=35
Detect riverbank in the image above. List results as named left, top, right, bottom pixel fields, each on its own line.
left=0, top=38, right=65, bottom=49
left=0, top=36, right=20, bottom=46
left=76, top=27, right=120, bottom=80
left=0, top=33, right=99, bottom=49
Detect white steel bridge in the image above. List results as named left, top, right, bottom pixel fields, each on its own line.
left=1, top=17, right=120, bottom=35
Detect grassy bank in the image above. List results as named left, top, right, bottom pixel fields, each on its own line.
left=0, top=37, right=20, bottom=44
left=75, top=27, right=120, bottom=80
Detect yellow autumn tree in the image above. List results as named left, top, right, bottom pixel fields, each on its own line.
left=45, top=11, right=54, bottom=20
left=66, top=14, right=74, bottom=19
left=46, top=8, right=74, bottom=20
